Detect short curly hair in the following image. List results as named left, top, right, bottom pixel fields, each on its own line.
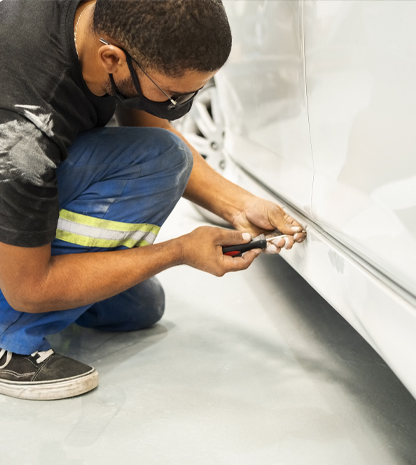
left=93, top=0, right=232, bottom=77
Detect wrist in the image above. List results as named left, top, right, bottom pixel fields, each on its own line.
left=172, top=235, right=188, bottom=267
left=227, top=192, right=259, bottom=226
left=215, top=189, right=256, bottom=225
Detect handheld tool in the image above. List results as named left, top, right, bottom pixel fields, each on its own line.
left=222, top=234, right=288, bottom=257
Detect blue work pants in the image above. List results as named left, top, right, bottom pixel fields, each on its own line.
left=0, top=127, right=193, bottom=354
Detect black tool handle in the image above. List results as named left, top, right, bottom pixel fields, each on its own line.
left=222, top=239, right=267, bottom=256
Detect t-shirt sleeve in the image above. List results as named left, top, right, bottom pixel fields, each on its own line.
left=0, top=109, right=61, bottom=247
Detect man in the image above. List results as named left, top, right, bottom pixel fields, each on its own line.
left=0, top=0, right=305, bottom=401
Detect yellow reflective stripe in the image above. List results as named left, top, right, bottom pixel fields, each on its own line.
left=59, top=209, right=160, bottom=234
left=55, top=230, right=152, bottom=249
left=56, top=209, right=160, bottom=249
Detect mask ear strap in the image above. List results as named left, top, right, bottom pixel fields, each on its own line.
left=125, top=53, right=143, bottom=96
left=108, top=74, right=126, bottom=101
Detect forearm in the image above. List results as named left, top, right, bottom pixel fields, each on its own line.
left=170, top=125, right=254, bottom=224
left=114, top=109, right=305, bottom=264
left=10, top=113, right=256, bottom=312
left=1, top=238, right=184, bottom=313
left=0, top=222, right=264, bottom=313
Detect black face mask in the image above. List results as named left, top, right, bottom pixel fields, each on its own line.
left=109, top=54, right=195, bottom=121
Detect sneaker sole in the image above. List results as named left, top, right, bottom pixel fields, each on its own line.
left=0, top=368, right=98, bottom=401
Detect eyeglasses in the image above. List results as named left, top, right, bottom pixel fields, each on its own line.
left=99, top=38, right=200, bottom=109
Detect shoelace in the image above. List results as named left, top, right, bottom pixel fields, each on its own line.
left=0, top=349, right=12, bottom=369
left=0, top=348, right=54, bottom=369
left=32, top=349, right=54, bottom=364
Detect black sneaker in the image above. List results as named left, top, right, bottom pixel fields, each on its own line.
left=0, top=349, right=98, bottom=400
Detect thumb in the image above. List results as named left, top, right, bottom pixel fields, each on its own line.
left=218, top=230, right=252, bottom=247
left=274, top=215, right=303, bottom=236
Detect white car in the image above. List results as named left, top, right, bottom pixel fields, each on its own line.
left=176, top=1, right=416, bottom=398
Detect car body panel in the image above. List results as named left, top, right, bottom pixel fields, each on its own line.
left=221, top=0, right=416, bottom=297
left=304, top=0, right=416, bottom=296
left=178, top=1, right=416, bottom=398
left=230, top=168, right=416, bottom=400
left=217, top=0, right=314, bottom=213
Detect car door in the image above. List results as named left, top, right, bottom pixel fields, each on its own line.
left=304, top=0, right=416, bottom=297
left=218, top=0, right=314, bottom=214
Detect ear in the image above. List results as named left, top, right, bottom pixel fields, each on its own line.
left=98, top=45, right=126, bottom=74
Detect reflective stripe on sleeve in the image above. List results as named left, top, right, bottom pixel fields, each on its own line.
left=55, top=209, right=160, bottom=249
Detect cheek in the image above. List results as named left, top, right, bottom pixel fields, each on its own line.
left=118, top=77, right=139, bottom=98
left=102, top=78, right=113, bottom=96
left=140, top=83, right=170, bottom=102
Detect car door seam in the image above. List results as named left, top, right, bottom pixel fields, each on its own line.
left=301, top=0, right=316, bottom=213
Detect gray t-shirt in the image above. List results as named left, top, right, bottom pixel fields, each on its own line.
left=0, top=0, right=116, bottom=247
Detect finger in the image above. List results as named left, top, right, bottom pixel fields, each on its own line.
left=284, top=217, right=304, bottom=235
left=294, top=231, right=307, bottom=243
left=223, top=248, right=261, bottom=271
left=265, top=243, right=282, bottom=255
left=271, top=236, right=294, bottom=250
left=270, top=237, right=286, bottom=249
left=270, top=208, right=304, bottom=236
left=283, top=235, right=295, bottom=250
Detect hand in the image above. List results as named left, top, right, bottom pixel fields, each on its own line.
left=232, top=197, right=306, bottom=254
left=179, top=226, right=261, bottom=277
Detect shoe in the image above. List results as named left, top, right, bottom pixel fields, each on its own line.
left=0, top=348, right=98, bottom=400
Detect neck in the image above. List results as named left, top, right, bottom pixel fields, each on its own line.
left=74, top=1, right=107, bottom=96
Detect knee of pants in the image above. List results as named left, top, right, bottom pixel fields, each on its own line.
left=58, top=127, right=194, bottom=215
left=76, top=277, right=165, bottom=332
left=156, top=129, right=194, bottom=195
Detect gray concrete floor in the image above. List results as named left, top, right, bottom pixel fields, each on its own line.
left=2, top=200, right=416, bottom=464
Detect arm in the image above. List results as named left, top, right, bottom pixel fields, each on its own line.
left=116, top=108, right=307, bottom=246
left=0, top=227, right=257, bottom=314
left=116, top=108, right=251, bottom=221
left=0, top=108, right=260, bottom=314
left=0, top=238, right=182, bottom=313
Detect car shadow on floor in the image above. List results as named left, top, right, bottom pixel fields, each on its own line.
left=253, top=253, right=416, bottom=464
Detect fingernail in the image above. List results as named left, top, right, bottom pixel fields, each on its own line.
left=267, top=244, right=277, bottom=253
left=284, top=237, right=290, bottom=249
left=292, top=227, right=301, bottom=232
left=274, top=239, right=285, bottom=248
left=242, top=233, right=251, bottom=241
